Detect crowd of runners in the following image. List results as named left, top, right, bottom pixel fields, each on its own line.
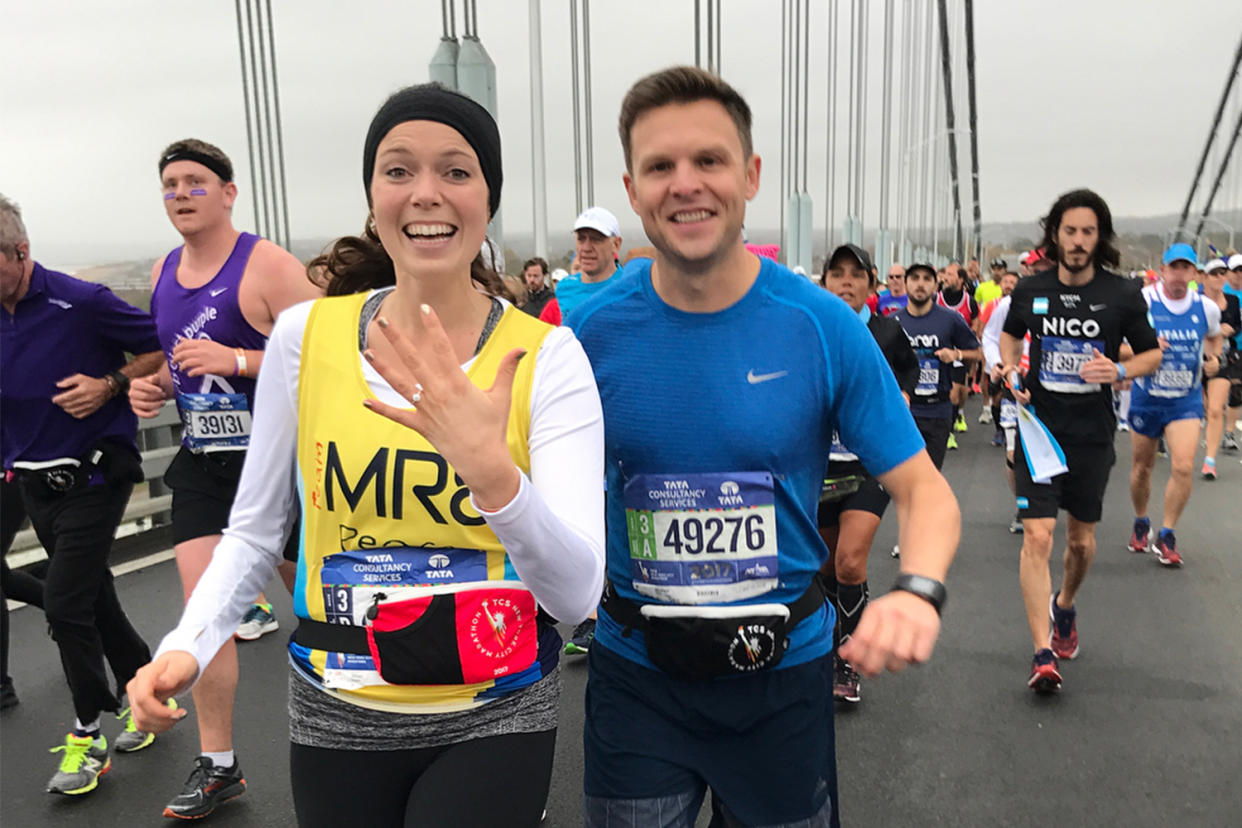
left=2, top=64, right=1239, bottom=827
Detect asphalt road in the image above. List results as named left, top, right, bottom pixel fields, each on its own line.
left=2, top=418, right=1240, bottom=827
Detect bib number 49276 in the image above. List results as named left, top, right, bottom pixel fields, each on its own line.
left=624, top=472, right=779, bottom=604
left=661, top=514, right=766, bottom=556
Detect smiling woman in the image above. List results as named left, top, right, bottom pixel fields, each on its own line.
left=126, top=83, right=606, bottom=828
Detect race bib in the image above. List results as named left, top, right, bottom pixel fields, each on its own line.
left=624, top=471, right=779, bottom=604
left=1039, top=337, right=1104, bottom=393
left=1149, top=367, right=1195, bottom=396
left=915, top=357, right=941, bottom=396
left=316, top=547, right=500, bottom=690
left=179, top=393, right=252, bottom=451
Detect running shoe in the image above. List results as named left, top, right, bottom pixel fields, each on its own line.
left=1154, top=530, right=1183, bottom=567
left=1049, top=592, right=1079, bottom=660
left=946, top=433, right=959, bottom=451
left=991, top=430, right=1005, bottom=447
left=890, top=544, right=900, bottom=558
left=1028, top=648, right=1062, bottom=694
left=1223, top=430, right=1239, bottom=452
left=833, top=656, right=861, bottom=703
left=164, top=756, right=246, bottom=819
left=234, top=603, right=279, bottom=641
left=970, top=381, right=982, bottom=395
left=1, top=678, right=17, bottom=710
left=564, top=618, right=595, bottom=655
left=1008, top=516, right=1024, bottom=534
left=1127, top=517, right=1151, bottom=553
left=1157, top=437, right=1168, bottom=458
left=115, top=699, right=178, bottom=753
left=47, top=733, right=110, bottom=795
left=978, top=406, right=993, bottom=425
left=1201, top=458, right=1217, bottom=480
left=953, top=413, right=968, bottom=433
left=1117, top=420, right=1130, bottom=432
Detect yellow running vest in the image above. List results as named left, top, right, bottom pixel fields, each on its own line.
left=292, top=292, right=554, bottom=713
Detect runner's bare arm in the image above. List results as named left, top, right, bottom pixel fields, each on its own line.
left=235, top=240, right=325, bottom=376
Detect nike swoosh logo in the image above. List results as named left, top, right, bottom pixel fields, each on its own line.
left=210, top=288, right=228, bottom=297
left=747, top=370, right=789, bottom=384
left=1089, top=303, right=1106, bottom=311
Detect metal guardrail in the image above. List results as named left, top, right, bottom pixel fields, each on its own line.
left=8, top=401, right=182, bottom=557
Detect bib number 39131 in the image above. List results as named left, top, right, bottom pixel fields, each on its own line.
left=623, top=471, right=779, bottom=604
left=179, top=392, right=252, bottom=451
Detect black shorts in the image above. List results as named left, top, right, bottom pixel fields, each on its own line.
left=914, top=415, right=952, bottom=470
left=1230, top=382, right=1242, bottom=409
left=817, top=463, right=890, bottom=526
left=165, top=446, right=300, bottom=560
left=1014, top=437, right=1115, bottom=524
left=987, top=377, right=1004, bottom=396
left=951, top=364, right=967, bottom=385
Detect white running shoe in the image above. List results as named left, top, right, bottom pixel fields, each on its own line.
left=235, top=604, right=279, bottom=641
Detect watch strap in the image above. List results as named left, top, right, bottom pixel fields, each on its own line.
left=891, top=573, right=947, bottom=615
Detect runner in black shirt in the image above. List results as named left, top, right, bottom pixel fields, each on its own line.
left=1001, top=189, right=1161, bottom=693
left=817, top=244, right=919, bottom=703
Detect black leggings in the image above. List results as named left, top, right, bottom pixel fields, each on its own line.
left=290, top=729, right=556, bottom=828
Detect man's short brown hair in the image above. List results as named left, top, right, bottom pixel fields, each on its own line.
left=618, top=66, right=753, bottom=171
left=157, top=138, right=234, bottom=183
left=522, top=257, right=549, bottom=276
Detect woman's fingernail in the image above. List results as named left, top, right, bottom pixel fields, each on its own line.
left=363, top=350, right=375, bottom=362
left=420, top=303, right=431, bottom=315
left=377, top=316, right=389, bottom=329
left=516, top=350, right=528, bottom=363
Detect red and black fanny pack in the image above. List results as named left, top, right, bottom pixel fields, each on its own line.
left=294, top=586, right=543, bottom=685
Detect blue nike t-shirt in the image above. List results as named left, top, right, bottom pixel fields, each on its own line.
left=552, top=271, right=615, bottom=320
left=568, top=256, right=926, bottom=671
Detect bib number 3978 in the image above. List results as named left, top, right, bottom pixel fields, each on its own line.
left=623, top=471, right=779, bottom=604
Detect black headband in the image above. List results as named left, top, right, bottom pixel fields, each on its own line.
left=362, top=84, right=502, bottom=217
left=159, top=149, right=233, bottom=183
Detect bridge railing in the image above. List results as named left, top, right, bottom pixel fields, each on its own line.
left=7, top=401, right=182, bottom=563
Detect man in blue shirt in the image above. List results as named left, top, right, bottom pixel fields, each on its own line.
left=537, top=206, right=623, bottom=326
left=0, top=194, right=165, bottom=796
left=569, top=66, right=960, bottom=828
left=896, top=263, right=983, bottom=468
left=1126, top=244, right=1222, bottom=566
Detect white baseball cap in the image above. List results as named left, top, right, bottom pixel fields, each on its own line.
left=573, top=206, right=621, bottom=238
left=551, top=268, right=569, bottom=284
left=1204, top=257, right=1227, bottom=272
left=1229, top=253, right=1242, bottom=270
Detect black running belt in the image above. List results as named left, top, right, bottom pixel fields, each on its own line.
left=599, top=578, right=824, bottom=634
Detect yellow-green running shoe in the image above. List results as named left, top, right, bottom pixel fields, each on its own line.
left=115, top=698, right=179, bottom=753
left=947, top=433, right=959, bottom=451
left=47, top=733, right=110, bottom=795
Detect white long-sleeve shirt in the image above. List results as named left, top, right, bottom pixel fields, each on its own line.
left=156, top=297, right=606, bottom=682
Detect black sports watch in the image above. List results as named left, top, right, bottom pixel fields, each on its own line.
left=891, top=574, right=947, bottom=616
left=108, top=370, right=131, bottom=397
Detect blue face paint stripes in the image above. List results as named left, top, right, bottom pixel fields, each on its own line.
left=190, top=188, right=208, bottom=197
left=163, top=192, right=175, bottom=201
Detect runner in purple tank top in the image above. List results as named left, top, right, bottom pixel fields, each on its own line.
left=127, top=138, right=320, bottom=820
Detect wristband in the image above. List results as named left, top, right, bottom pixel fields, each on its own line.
left=1115, top=362, right=1126, bottom=380
left=891, top=573, right=947, bottom=615
left=234, top=348, right=248, bottom=378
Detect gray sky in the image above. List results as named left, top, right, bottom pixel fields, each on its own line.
left=3, top=0, right=1242, bottom=266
